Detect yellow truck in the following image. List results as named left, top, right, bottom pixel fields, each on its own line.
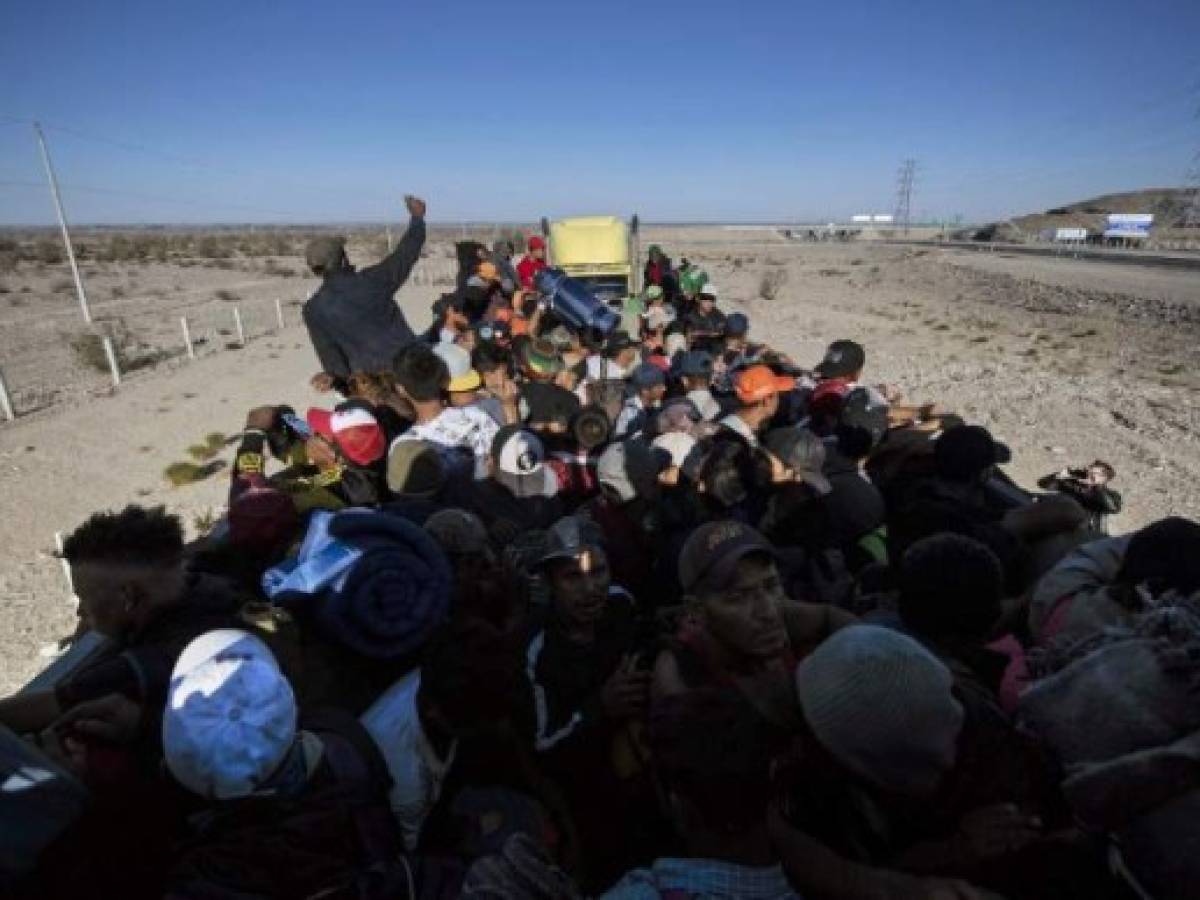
left=541, top=214, right=640, bottom=305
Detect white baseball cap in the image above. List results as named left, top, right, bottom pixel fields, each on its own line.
left=163, top=629, right=297, bottom=799
left=699, top=283, right=719, bottom=298
left=433, top=341, right=482, bottom=393
left=492, top=425, right=558, bottom=498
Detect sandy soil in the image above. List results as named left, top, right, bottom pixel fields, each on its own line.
left=1, top=230, right=1198, bottom=692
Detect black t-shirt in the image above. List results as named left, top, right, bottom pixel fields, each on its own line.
left=822, top=450, right=887, bottom=549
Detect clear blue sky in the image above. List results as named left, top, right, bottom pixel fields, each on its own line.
left=1, top=0, right=1197, bottom=225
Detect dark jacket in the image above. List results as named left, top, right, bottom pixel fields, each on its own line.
left=303, top=216, right=426, bottom=377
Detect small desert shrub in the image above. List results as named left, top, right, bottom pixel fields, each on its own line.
left=164, top=459, right=225, bottom=486
left=215, top=289, right=240, bottom=303
left=34, top=239, right=63, bottom=264
left=759, top=269, right=787, bottom=302
left=186, top=432, right=228, bottom=461
left=51, top=279, right=73, bottom=294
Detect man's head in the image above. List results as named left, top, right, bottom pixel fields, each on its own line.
left=527, top=235, right=546, bottom=261
left=678, top=521, right=788, bottom=661
left=539, top=517, right=611, bottom=633
left=673, top=350, right=713, bottom=392
left=164, top=630, right=297, bottom=799
left=733, top=364, right=795, bottom=429
left=472, top=341, right=512, bottom=395
left=648, top=244, right=665, bottom=263
left=835, top=387, right=890, bottom=461
left=516, top=338, right=564, bottom=383
left=520, top=381, right=580, bottom=436
left=723, top=312, right=749, bottom=351
left=597, top=438, right=672, bottom=505
left=899, top=533, right=1004, bottom=643
left=394, top=343, right=449, bottom=405
left=63, top=505, right=186, bottom=639
left=603, top=330, right=639, bottom=370
left=795, top=625, right=964, bottom=797
left=489, top=426, right=559, bottom=498
left=629, top=362, right=667, bottom=407
left=934, top=424, right=1011, bottom=484
left=813, top=339, right=866, bottom=381
left=1117, top=516, right=1200, bottom=598
left=433, top=342, right=483, bottom=407
left=305, top=236, right=348, bottom=277
left=650, top=688, right=775, bottom=841
left=698, top=284, right=718, bottom=312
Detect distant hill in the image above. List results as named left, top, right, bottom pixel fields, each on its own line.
left=963, top=187, right=1197, bottom=244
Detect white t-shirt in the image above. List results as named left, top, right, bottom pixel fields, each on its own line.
left=719, top=413, right=759, bottom=447
left=586, top=355, right=627, bottom=382
left=360, top=669, right=457, bottom=851
left=391, top=405, right=498, bottom=479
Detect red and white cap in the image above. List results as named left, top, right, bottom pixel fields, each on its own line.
left=306, top=400, right=386, bottom=467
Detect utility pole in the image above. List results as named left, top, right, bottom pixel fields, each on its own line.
left=33, top=122, right=92, bottom=323
left=895, top=158, right=917, bottom=237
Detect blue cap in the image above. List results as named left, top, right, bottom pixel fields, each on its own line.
left=672, top=350, right=714, bottom=378
left=629, top=362, right=667, bottom=389
left=725, top=313, right=750, bottom=337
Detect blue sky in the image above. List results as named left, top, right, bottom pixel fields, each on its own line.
left=1, top=0, right=1197, bottom=225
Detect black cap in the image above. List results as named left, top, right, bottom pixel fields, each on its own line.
left=814, top=340, right=866, bottom=379
left=934, top=425, right=1012, bottom=482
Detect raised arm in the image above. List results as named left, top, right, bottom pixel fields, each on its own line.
left=361, top=194, right=428, bottom=294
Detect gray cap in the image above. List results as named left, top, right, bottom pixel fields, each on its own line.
left=764, top=427, right=832, bottom=495
left=597, top=439, right=671, bottom=503
left=538, top=515, right=605, bottom=567
left=305, top=236, right=346, bottom=272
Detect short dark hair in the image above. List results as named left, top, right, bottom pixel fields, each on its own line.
left=472, top=342, right=510, bottom=375
left=62, top=505, right=184, bottom=567
left=1117, top=516, right=1200, bottom=596
left=698, top=436, right=758, bottom=509
left=899, top=533, right=1003, bottom=641
left=650, top=688, right=775, bottom=833
left=394, top=343, right=448, bottom=402
left=421, top=620, right=521, bottom=732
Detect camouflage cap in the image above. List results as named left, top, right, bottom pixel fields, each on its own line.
left=305, top=236, right=346, bottom=272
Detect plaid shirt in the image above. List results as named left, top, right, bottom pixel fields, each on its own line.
left=600, top=857, right=800, bottom=899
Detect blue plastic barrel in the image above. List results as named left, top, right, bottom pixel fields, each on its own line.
left=534, top=268, right=619, bottom=336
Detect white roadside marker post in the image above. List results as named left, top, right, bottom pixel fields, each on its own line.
left=102, top=336, right=121, bottom=387
left=234, top=307, right=246, bottom=346
left=275, top=297, right=285, bottom=330
left=0, top=366, right=14, bottom=421
left=181, top=316, right=195, bottom=359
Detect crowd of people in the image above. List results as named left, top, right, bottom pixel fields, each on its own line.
left=3, top=194, right=1199, bottom=900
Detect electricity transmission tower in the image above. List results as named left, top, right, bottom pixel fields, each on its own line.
left=895, top=158, right=917, bottom=236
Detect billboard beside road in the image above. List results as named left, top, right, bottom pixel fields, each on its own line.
left=1104, top=214, right=1153, bottom=239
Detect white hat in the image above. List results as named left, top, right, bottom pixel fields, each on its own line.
left=699, top=283, right=718, bottom=298
left=652, top=431, right=697, bottom=468
left=163, top=629, right=297, bottom=800
left=433, top=341, right=482, bottom=393
left=493, top=426, right=558, bottom=498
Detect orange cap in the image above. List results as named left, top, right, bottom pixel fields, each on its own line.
left=734, top=365, right=795, bottom=404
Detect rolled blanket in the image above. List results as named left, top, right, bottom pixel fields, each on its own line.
left=265, top=509, right=452, bottom=660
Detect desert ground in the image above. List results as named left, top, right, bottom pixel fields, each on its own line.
left=1, top=227, right=1199, bottom=692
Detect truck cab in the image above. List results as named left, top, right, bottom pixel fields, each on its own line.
left=544, top=215, right=640, bottom=306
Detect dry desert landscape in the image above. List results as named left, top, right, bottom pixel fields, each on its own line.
left=1, top=226, right=1198, bottom=691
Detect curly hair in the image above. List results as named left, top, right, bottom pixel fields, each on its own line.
left=62, top=505, right=184, bottom=567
